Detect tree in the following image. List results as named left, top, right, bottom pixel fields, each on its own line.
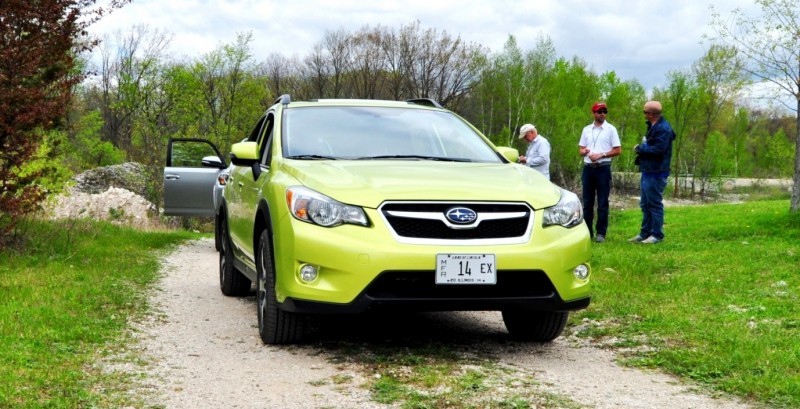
left=262, top=52, right=302, bottom=101
left=93, top=24, right=171, bottom=152
left=660, top=70, right=699, bottom=197
left=349, top=25, right=388, bottom=99
left=691, top=45, right=746, bottom=198
left=710, top=0, right=800, bottom=212
left=191, top=32, right=261, bottom=148
left=396, top=21, right=487, bottom=109
left=0, top=0, right=128, bottom=246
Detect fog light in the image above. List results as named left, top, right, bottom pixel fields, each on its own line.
left=573, top=264, right=589, bottom=280
left=299, top=264, right=318, bottom=282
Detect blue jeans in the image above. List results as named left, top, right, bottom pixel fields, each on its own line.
left=639, top=173, right=668, bottom=240
left=581, top=164, right=611, bottom=237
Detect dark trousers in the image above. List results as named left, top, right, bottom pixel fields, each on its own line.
left=581, top=164, right=612, bottom=238
left=638, top=173, right=667, bottom=240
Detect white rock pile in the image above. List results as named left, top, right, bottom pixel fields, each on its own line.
left=47, top=186, right=160, bottom=229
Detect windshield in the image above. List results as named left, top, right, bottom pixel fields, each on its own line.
left=282, top=106, right=502, bottom=163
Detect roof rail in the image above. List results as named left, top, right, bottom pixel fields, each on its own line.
left=406, top=98, right=443, bottom=108
left=274, top=94, right=291, bottom=105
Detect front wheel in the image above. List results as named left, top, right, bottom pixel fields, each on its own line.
left=502, top=310, right=569, bottom=342
left=256, top=229, right=304, bottom=344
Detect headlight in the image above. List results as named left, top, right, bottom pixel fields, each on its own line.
left=286, top=187, right=368, bottom=227
left=542, top=188, right=583, bottom=228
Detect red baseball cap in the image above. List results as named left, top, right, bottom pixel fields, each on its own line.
left=592, top=102, right=607, bottom=112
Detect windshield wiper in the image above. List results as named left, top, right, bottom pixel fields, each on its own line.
left=357, top=155, right=472, bottom=162
left=286, top=154, right=338, bottom=160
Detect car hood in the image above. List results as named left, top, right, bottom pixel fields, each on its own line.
left=280, top=160, right=561, bottom=209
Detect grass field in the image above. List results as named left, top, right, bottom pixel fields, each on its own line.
left=575, top=196, right=800, bottom=407
left=0, top=219, right=197, bottom=408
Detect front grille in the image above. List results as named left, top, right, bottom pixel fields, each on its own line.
left=387, top=217, right=526, bottom=239
left=365, top=270, right=555, bottom=299
left=380, top=202, right=531, bottom=241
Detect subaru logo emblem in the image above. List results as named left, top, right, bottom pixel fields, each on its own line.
left=445, top=207, right=477, bottom=224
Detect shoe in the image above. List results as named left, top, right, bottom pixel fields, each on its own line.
left=640, top=236, right=662, bottom=244
left=628, top=235, right=645, bottom=243
left=594, top=234, right=605, bottom=243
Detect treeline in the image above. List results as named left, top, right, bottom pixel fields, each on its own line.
left=62, top=21, right=796, bottom=207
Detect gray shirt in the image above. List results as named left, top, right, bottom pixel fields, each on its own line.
left=523, top=135, right=551, bottom=180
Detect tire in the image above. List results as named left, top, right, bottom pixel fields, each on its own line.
left=256, top=229, right=304, bottom=344
left=501, top=310, right=569, bottom=342
left=219, top=217, right=251, bottom=296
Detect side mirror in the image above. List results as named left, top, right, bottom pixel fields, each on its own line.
left=496, top=146, right=519, bottom=163
left=201, top=155, right=226, bottom=169
left=229, top=141, right=259, bottom=166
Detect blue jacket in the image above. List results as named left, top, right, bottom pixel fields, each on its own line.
left=635, top=117, right=676, bottom=174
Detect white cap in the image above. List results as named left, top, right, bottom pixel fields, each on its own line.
left=519, top=124, right=536, bottom=139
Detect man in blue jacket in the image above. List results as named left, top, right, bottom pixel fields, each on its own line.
left=630, top=101, right=676, bottom=244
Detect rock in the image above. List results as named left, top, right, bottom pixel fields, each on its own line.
left=72, top=162, right=149, bottom=198
left=44, top=163, right=162, bottom=229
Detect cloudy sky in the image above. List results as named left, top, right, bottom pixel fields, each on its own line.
left=89, top=0, right=760, bottom=92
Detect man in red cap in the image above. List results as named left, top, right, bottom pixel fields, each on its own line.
left=579, top=102, right=621, bottom=242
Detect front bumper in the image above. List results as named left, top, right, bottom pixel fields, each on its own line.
left=272, top=208, right=592, bottom=313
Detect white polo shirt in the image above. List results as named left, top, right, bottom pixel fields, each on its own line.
left=579, top=122, right=620, bottom=164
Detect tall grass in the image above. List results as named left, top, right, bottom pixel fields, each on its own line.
left=0, top=219, right=196, bottom=408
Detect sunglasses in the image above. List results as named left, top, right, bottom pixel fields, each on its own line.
left=594, top=109, right=608, bottom=114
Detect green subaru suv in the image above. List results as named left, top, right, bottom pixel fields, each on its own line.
left=163, top=96, right=591, bottom=344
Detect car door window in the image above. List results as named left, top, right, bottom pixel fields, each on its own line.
left=247, top=115, right=267, bottom=142
left=168, top=138, right=223, bottom=167
left=259, top=113, right=275, bottom=166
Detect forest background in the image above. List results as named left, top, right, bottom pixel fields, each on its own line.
left=75, top=22, right=796, bottom=200
left=2, top=2, right=798, bottom=241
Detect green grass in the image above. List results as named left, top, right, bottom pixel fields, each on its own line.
left=0, top=218, right=197, bottom=408
left=576, top=198, right=800, bottom=407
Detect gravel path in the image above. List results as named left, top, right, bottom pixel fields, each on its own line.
left=129, top=238, right=754, bottom=409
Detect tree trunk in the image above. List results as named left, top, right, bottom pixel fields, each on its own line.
left=791, top=98, right=800, bottom=213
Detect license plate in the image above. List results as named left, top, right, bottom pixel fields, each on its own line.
left=435, top=254, right=496, bottom=285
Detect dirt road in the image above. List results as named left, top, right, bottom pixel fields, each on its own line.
left=128, top=238, right=752, bottom=408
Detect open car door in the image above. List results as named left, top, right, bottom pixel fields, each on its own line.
left=163, top=138, right=226, bottom=217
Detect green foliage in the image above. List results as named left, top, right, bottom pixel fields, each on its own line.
left=700, top=130, right=735, bottom=177
left=758, top=128, right=795, bottom=178
left=18, top=130, right=73, bottom=198
left=62, top=110, right=126, bottom=171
